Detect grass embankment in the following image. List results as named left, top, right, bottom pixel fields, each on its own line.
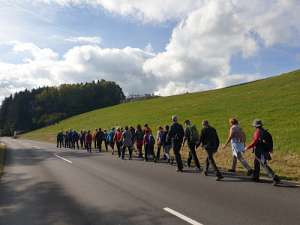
left=22, top=70, right=300, bottom=180
left=0, top=143, right=6, bottom=176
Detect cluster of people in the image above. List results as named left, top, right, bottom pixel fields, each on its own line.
left=56, top=115, right=281, bottom=185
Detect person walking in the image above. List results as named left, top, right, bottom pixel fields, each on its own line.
left=143, top=129, right=155, bottom=161
left=85, top=130, right=92, bottom=153
left=114, top=128, right=123, bottom=158
left=183, top=120, right=201, bottom=171
left=79, top=130, right=85, bottom=149
left=155, top=126, right=164, bottom=162
left=73, top=130, right=80, bottom=150
left=135, top=124, right=144, bottom=158
left=121, top=126, right=133, bottom=160
left=162, top=125, right=171, bottom=163
left=223, top=118, right=253, bottom=175
left=199, top=120, right=223, bottom=181
left=167, top=115, right=185, bottom=172
left=57, top=131, right=64, bottom=148
left=245, top=119, right=280, bottom=185
left=108, top=128, right=115, bottom=154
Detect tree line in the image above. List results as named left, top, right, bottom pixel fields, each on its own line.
left=0, top=80, right=125, bottom=136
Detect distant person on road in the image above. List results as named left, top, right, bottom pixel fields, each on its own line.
left=135, top=124, right=144, bottom=158
left=143, top=129, right=155, bottom=161
left=57, top=131, right=64, bottom=148
left=144, top=124, right=152, bottom=134
left=93, top=129, right=98, bottom=149
left=114, top=128, right=123, bottom=158
left=167, top=115, right=185, bottom=172
left=73, top=130, right=80, bottom=149
left=162, top=125, right=171, bottom=163
left=223, top=118, right=253, bottom=175
left=108, top=128, right=115, bottom=154
left=85, top=130, right=92, bottom=153
left=121, top=126, right=133, bottom=160
left=183, top=120, right=201, bottom=171
left=245, top=119, right=280, bottom=185
left=199, top=120, right=223, bottom=181
left=80, top=130, right=85, bottom=149
left=103, top=129, right=109, bottom=151
left=155, top=126, right=164, bottom=162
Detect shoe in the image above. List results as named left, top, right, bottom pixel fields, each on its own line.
left=203, top=171, right=208, bottom=176
left=273, top=175, right=280, bottom=186
left=195, top=167, right=201, bottom=172
left=216, top=175, right=224, bottom=181
left=228, top=169, right=236, bottom=173
left=247, top=169, right=254, bottom=176
left=176, top=168, right=183, bottom=172
left=252, top=177, right=260, bottom=182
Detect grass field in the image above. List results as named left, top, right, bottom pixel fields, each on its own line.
left=22, top=69, right=300, bottom=180
left=0, top=143, right=5, bottom=176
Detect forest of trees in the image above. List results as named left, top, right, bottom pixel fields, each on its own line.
left=0, top=80, right=125, bottom=136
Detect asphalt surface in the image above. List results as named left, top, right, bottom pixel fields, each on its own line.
left=0, top=137, right=299, bottom=225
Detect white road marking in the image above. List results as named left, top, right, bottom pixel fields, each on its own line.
left=55, top=154, right=72, bottom=164
left=164, top=207, right=203, bottom=225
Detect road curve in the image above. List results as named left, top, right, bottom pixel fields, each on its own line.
left=0, top=137, right=299, bottom=225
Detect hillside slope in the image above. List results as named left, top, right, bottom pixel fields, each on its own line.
left=23, top=70, right=300, bottom=153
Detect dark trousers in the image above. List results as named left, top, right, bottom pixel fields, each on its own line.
left=187, top=143, right=201, bottom=168
left=86, top=143, right=92, bottom=152
left=116, top=142, right=122, bottom=157
left=253, top=151, right=275, bottom=179
left=173, top=142, right=183, bottom=170
left=205, top=150, right=221, bottom=177
left=97, top=139, right=102, bottom=152
left=144, top=144, right=154, bottom=161
left=122, top=145, right=133, bottom=159
left=80, top=139, right=84, bottom=148
left=57, top=140, right=63, bottom=148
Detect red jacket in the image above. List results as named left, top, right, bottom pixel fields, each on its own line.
left=246, top=129, right=260, bottom=150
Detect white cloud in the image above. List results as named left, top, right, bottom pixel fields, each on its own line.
left=64, top=36, right=102, bottom=45
left=1, top=0, right=300, bottom=101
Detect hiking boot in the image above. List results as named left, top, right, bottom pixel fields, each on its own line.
left=252, top=177, right=260, bottom=182
left=273, top=175, right=281, bottom=186
left=216, top=175, right=224, bottom=181
left=176, top=168, right=183, bottom=172
left=247, top=169, right=254, bottom=176
left=203, top=171, right=208, bottom=176
left=228, top=169, right=236, bottom=173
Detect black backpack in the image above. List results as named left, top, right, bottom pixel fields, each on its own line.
left=259, top=129, right=273, bottom=153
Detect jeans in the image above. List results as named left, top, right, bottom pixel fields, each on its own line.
left=122, top=145, right=133, bottom=159
left=253, top=150, right=276, bottom=179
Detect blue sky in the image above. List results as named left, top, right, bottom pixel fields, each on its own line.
left=0, top=0, right=299, bottom=100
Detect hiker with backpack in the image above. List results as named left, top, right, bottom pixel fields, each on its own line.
left=143, top=129, right=155, bottom=161
left=108, top=128, right=115, bottom=154
left=199, top=120, right=224, bottom=181
left=223, top=118, right=253, bottom=175
left=244, top=119, right=280, bottom=185
left=155, top=126, right=164, bottom=162
left=114, top=128, right=123, bottom=158
left=135, top=124, right=144, bottom=158
left=167, top=115, right=185, bottom=172
left=121, top=126, right=133, bottom=160
left=183, top=120, right=201, bottom=171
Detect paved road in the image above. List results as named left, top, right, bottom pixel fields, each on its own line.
left=0, top=137, right=299, bottom=225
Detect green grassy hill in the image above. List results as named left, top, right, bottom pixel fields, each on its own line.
left=24, top=70, right=300, bottom=153
left=22, top=70, right=300, bottom=180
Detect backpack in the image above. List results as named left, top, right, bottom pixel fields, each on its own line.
left=149, top=135, right=155, bottom=145
left=188, top=125, right=200, bottom=143
left=259, top=129, right=273, bottom=153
